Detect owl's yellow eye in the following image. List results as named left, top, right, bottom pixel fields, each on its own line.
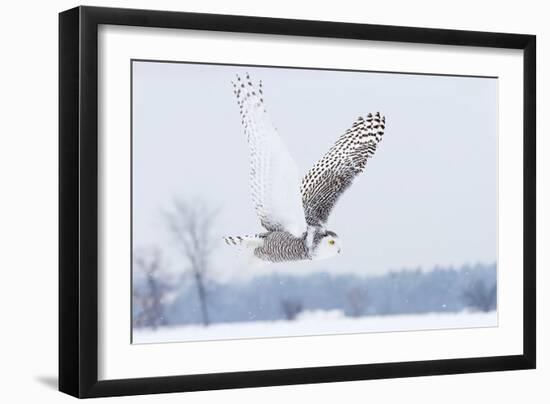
left=328, top=239, right=335, bottom=246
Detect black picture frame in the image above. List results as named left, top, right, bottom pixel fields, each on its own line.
left=59, top=5, right=536, bottom=398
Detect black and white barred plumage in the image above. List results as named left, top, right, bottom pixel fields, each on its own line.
left=225, top=73, right=387, bottom=264
left=301, top=113, right=385, bottom=226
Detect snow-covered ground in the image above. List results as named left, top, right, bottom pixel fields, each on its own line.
left=133, top=310, right=497, bottom=344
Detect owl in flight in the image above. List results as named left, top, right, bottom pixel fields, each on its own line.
left=224, top=73, right=386, bottom=265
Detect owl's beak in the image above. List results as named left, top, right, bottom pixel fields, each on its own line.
left=337, top=248, right=341, bottom=254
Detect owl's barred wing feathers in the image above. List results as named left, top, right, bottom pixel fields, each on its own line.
left=301, top=112, right=386, bottom=226
left=232, top=74, right=308, bottom=237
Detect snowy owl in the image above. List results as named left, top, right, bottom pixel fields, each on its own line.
left=224, top=73, right=386, bottom=264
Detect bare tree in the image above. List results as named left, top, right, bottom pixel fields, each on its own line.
left=165, top=199, right=219, bottom=326
left=280, top=298, right=303, bottom=320
left=462, top=279, right=497, bottom=312
left=133, top=247, right=172, bottom=330
left=347, top=287, right=369, bottom=317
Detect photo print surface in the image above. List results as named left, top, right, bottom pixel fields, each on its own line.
left=131, top=60, right=498, bottom=344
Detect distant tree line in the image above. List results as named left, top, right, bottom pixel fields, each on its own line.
left=133, top=261, right=497, bottom=329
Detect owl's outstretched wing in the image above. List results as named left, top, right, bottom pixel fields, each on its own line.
left=233, top=73, right=307, bottom=237
left=301, top=112, right=386, bottom=227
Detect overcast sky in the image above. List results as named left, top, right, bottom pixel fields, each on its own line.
left=132, top=60, right=497, bottom=280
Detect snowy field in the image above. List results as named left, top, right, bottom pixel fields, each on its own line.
left=133, top=310, right=497, bottom=344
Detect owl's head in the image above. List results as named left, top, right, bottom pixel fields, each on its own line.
left=312, top=230, right=342, bottom=260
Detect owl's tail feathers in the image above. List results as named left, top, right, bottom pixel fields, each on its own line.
left=223, top=234, right=264, bottom=249
left=223, top=234, right=266, bottom=268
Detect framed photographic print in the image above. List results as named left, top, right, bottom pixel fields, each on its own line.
left=59, top=6, right=536, bottom=398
